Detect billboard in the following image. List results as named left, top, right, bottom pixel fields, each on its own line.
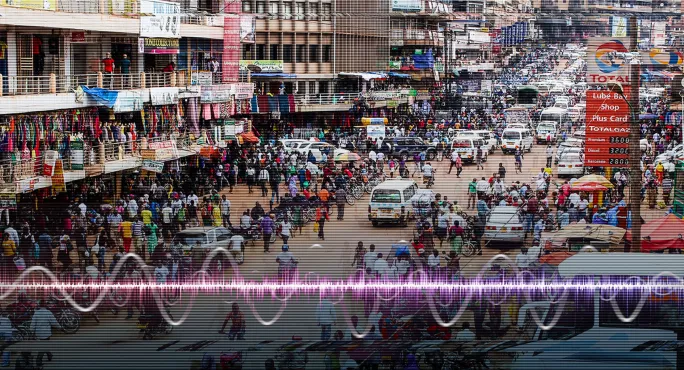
left=584, top=89, right=631, bottom=167
left=240, top=15, right=255, bottom=43
left=611, top=16, right=627, bottom=37
left=139, top=0, right=180, bottom=38
left=223, top=15, right=241, bottom=83
left=586, top=37, right=631, bottom=84
left=138, top=38, right=179, bottom=54
left=392, top=0, right=422, bottom=11
left=1, top=0, right=56, bottom=10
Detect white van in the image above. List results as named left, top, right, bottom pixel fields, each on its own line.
left=472, top=130, right=498, bottom=153
left=535, top=121, right=558, bottom=143
left=450, top=137, right=488, bottom=163
left=501, top=128, right=533, bottom=154
left=540, top=107, right=570, bottom=131
left=509, top=253, right=683, bottom=369
left=368, top=180, right=418, bottom=227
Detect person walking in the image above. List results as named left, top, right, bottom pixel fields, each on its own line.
left=221, top=195, right=232, bottom=228
left=316, top=298, right=337, bottom=341
left=101, top=53, right=115, bottom=88
left=119, top=218, right=133, bottom=254
left=30, top=300, right=62, bottom=368
left=546, top=145, right=554, bottom=168
left=335, top=188, right=346, bottom=221
left=261, top=213, right=275, bottom=253
left=475, top=146, right=484, bottom=170
left=259, top=166, right=270, bottom=197
left=316, top=205, right=330, bottom=240
left=467, top=178, right=477, bottom=209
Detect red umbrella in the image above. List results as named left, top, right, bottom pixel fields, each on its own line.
left=570, top=183, right=608, bottom=192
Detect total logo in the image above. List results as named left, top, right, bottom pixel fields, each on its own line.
left=594, top=39, right=629, bottom=73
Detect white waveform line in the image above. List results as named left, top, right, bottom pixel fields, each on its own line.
left=2, top=248, right=684, bottom=332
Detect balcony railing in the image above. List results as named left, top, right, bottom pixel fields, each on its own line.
left=0, top=72, right=186, bottom=96
left=293, top=93, right=361, bottom=105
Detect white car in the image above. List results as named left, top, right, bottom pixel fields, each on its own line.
left=556, top=146, right=584, bottom=164
left=295, top=141, right=349, bottom=162
left=279, top=139, right=309, bottom=153
left=173, top=227, right=233, bottom=256
left=484, top=206, right=524, bottom=245
left=557, top=152, right=585, bottom=177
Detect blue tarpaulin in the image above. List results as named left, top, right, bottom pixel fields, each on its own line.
left=388, top=72, right=410, bottom=78
left=81, top=86, right=119, bottom=108
left=251, top=96, right=259, bottom=113
left=412, top=49, right=434, bottom=70
left=251, top=73, right=297, bottom=78
left=278, top=95, right=290, bottom=113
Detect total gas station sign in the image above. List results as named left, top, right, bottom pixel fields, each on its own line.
left=586, top=37, right=631, bottom=85
left=585, top=89, right=631, bottom=167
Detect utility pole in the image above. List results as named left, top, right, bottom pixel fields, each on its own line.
left=627, top=15, right=641, bottom=253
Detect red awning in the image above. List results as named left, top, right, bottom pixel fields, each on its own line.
left=627, top=214, right=684, bottom=251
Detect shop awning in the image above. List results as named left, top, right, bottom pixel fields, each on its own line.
left=81, top=86, right=119, bottom=108
left=240, top=132, right=260, bottom=144
left=388, top=72, right=410, bottom=78
left=338, top=72, right=388, bottom=81
left=250, top=73, right=297, bottom=78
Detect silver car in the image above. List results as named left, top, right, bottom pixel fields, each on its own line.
left=484, top=206, right=524, bottom=245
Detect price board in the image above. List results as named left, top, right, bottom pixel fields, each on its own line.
left=584, top=89, right=630, bottom=167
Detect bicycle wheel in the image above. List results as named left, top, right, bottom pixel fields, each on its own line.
left=462, top=241, right=476, bottom=257
left=346, top=193, right=356, bottom=206
left=57, top=310, right=81, bottom=334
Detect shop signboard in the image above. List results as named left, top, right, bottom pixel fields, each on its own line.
left=389, top=60, right=402, bottom=70
left=142, top=159, right=164, bottom=173
left=1, top=0, right=56, bottom=10
left=139, top=38, right=179, bottom=54
left=149, top=87, right=179, bottom=105
left=139, top=0, right=180, bottom=38
left=584, top=89, right=630, bottom=167
left=233, top=82, right=254, bottom=100
left=586, top=37, right=631, bottom=85
left=201, top=85, right=232, bottom=103
left=113, top=90, right=144, bottom=113
left=70, top=141, right=84, bottom=170
left=0, top=195, right=16, bottom=210
left=146, top=140, right=178, bottom=161
left=238, top=60, right=284, bottom=73
left=391, top=0, right=422, bottom=11
left=191, top=72, right=213, bottom=86
left=223, top=15, right=241, bottom=83
left=15, top=178, right=37, bottom=194
left=51, top=159, right=66, bottom=193
left=43, top=150, right=58, bottom=176
left=611, top=16, right=627, bottom=37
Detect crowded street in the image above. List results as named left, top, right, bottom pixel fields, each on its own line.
left=1, top=1, right=684, bottom=369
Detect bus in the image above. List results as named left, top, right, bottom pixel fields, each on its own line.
left=516, top=85, right=540, bottom=108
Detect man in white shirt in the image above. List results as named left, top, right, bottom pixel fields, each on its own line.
left=258, top=167, right=270, bottom=197
left=161, top=204, right=173, bottom=233
left=155, top=262, right=169, bottom=284
left=427, top=250, right=440, bottom=270
left=228, top=234, right=245, bottom=264
left=373, top=253, right=389, bottom=277
left=368, top=150, right=378, bottom=169
left=376, top=151, right=385, bottom=170
left=187, top=192, right=199, bottom=207
left=515, top=248, right=530, bottom=270
left=476, top=177, right=490, bottom=197
left=31, top=300, right=62, bottom=367
left=316, top=298, right=337, bottom=340
left=363, top=245, right=378, bottom=273
left=221, top=195, right=232, bottom=228
left=127, top=199, right=138, bottom=219
left=240, top=211, right=252, bottom=229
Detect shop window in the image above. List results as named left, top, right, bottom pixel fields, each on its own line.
left=296, top=45, right=306, bottom=63
left=243, top=44, right=254, bottom=60
left=283, top=44, right=293, bottom=63
left=309, top=45, right=319, bottom=63
left=323, top=45, right=332, bottom=63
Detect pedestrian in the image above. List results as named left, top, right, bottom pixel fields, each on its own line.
left=146, top=222, right=159, bottom=259
left=30, top=300, right=63, bottom=368
left=259, top=166, right=270, bottom=197
left=280, top=216, right=292, bottom=244
left=120, top=53, right=131, bottom=88
left=221, top=195, right=232, bottom=228
left=546, top=145, right=553, bottom=168
left=37, top=229, right=53, bottom=269
left=468, top=178, right=477, bottom=209
left=18, top=227, right=34, bottom=267
left=476, top=146, right=484, bottom=170
left=316, top=298, right=337, bottom=341
left=219, top=303, right=246, bottom=340
left=119, top=218, right=133, bottom=254
left=316, top=205, right=330, bottom=240
left=261, top=213, right=275, bottom=253
left=101, top=52, right=115, bottom=88
left=132, top=217, right=145, bottom=260
left=498, top=163, right=506, bottom=179
left=335, top=188, right=346, bottom=220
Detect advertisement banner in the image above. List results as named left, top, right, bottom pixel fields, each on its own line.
left=145, top=140, right=178, bottom=161
left=149, top=87, right=179, bottom=105
left=584, top=90, right=631, bottom=167
left=113, top=90, right=144, bottom=113
left=234, top=82, right=254, bottom=100
left=70, top=141, right=84, bottom=171
left=611, top=16, right=627, bottom=37
left=238, top=60, right=284, bottom=73
left=191, top=72, right=214, bottom=86
left=1, top=0, right=56, bottom=10
left=200, top=85, right=232, bottom=103
left=223, top=15, right=241, bottom=83
left=391, top=0, right=422, bottom=11
left=43, top=150, right=58, bottom=176
left=139, top=38, right=179, bottom=54
left=586, top=37, right=631, bottom=84
left=142, top=159, right=164, bottom=173
left=240, top=15, right=255, bottom=43
left=140, top=15, right=180, bottom=38
left=389, top=60, right=402, bottom=70
left=51, top=159, right=66, bottom=193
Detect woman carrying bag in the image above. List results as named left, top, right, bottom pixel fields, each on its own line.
left=315, top=206, right=330, bottom=241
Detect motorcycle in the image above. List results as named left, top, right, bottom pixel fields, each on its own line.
left=137, top=314, right=173, bottom=340
left=423, top=173, right=435, bottom=188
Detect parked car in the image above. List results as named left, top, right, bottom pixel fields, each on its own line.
left=484, top=206, right=524, bottom=245
left=557, top=152, right=585, bottom=177
left=382, top=137, right=437, bottom=161
left=172, top=227, right=232, bottom=256
left=295, top=141, right=349, bottom=162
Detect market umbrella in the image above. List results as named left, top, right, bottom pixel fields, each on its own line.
left=626, top=214, right=684, bottom=252
left=570, top=182, right=608, bottom=192
left=334, top=152, right=361, bottom=162
left=240, top=132, right=260, bottom=144
left=573, top=174, right=614, bottom=188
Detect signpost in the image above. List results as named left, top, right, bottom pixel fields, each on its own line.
left=584, top=90, right=630, bottom=167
